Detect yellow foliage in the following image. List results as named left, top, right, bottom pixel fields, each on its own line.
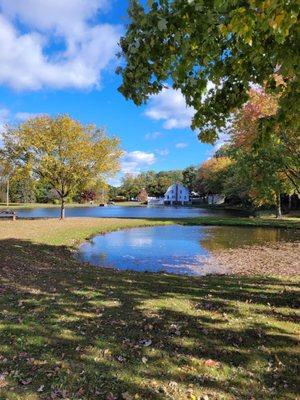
left=199, top=157, right=233, bottom=181
left=3, top=114, right=123, bottom=204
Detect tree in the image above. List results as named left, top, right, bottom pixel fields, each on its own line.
left=118, top=1, right=299, bottom=143
left=230, top=88, right=299, bottom=217
left=182, top=166, right=198, bottom=192
left=10, top=175, right=36, bottom=204
left=198, top=157, right=233, bottom=195
left=108, top=185, right=119, bottom=200
left=2, top=115, right=122, bottom=219
left=34, top=180, right=53, bottom=203
left=80, top=190, right=97, bottom=203
left=119, top=174, right=141, bottom=200
left=230, top=141, right=294, bottom=217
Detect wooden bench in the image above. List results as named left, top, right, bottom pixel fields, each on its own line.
left=0, top=210, right=17, bottom=220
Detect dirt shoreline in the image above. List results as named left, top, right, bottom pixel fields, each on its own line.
left=204, top=241, right=300, bottom=276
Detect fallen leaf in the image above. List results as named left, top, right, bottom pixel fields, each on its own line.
left=139, top=339, right=152, bottom=347
left=0, top=374, right=8, bottom=388
left=204, top=359, right=219, bottom=367
left=21, top=378, right=32, bottom=385
left=122, top=392, right=133, bottom=400
left=106, top=393, right=117, bottom=400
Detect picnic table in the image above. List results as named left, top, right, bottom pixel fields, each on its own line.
left=0, top=210, right=17, bottom=220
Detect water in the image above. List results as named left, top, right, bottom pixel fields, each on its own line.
left=78, top=225, right=299, bottom=275
left=14, top=205, right=251, bottom=219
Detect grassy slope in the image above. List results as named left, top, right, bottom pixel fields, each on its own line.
left=0, top=218, right=172, bottom=246
left=0, top=218, right=299, bottom=400
left=178, top=216, right=300, bottom=229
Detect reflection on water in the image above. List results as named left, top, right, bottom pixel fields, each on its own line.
left=78, top=225, right=299, bottom=276
left=14, top=205, right=251, bottom=219
left=200, top=226, right=296, bottom=251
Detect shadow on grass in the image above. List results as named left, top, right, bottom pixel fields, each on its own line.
left=0, top=239, right=299, bottom=399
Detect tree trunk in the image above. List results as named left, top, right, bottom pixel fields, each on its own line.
left=6, top=179, right=9, bottom=208
left=60, top=197, right=66, bottom=219
left=276, top=193, right=282, bottom=219
left=288, top=195, right=292, bottom=211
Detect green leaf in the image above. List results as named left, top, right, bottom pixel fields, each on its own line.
left=158, top=18, right=167, bottom=31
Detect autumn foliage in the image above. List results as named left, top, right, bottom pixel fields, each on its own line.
left=198, top=157, right=233, bottom=194
left=232, top=89, right=279, bottom=149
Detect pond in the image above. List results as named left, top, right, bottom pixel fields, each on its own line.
left=78, top=225, right=299, bottom=275
left=14, top=205, right=251, bottom=219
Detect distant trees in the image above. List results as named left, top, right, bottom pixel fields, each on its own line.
left=182, top=166, right=198, bottom=192
left=119, top=173, right=141, bottom=200
left=80, top=190, right=97, bottom=203
left=1, top=115, right=122, bottom=218
left=198, top=157, right=233, bottom=196
left=115, top=169, right=189, bottom=200
left=9, top=175, right=36, bottom=204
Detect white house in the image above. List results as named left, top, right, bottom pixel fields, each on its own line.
left=164, top=183, right=190, bottom=205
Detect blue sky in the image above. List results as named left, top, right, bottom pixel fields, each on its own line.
left=0, top=0, right=214, bottom=185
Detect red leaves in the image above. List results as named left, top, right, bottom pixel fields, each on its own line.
left=0, top=373, right=8, bottom=388
left=204, top=359, right=220, bottom=368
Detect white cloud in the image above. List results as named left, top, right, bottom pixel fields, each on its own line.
left=15, top=112, right=45, bottom=121
left=175, top=142, right=188, bottom=149
left=144, top=87, right=195, bottom=130
left=155, top=148, right=169, bottom=156
left=0, top=107, right=9, bottom=129
left=0, top=0, right=121, bottom=90
left=0, top=107, right=47, bottom=142
left=144, top=82, right=219, bottom=130
left=144, top=131, right=163, bottom=140
left=107, top=176, right=122, bottom=187
left=121, top=150, right=156, bottom=175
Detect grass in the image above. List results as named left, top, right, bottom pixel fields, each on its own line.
left=112, top=201, right=146, bottom=207
left=178, top=216, right=300, bottom=230
left=0, top=218, right=299, bottom=399
left=0, top=218, right=172, bottom=246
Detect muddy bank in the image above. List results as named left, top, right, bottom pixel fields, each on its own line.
left=205, top=241, right=300, bottom=276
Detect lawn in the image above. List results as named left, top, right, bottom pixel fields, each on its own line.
left=179, top=216, right=300, bottom=230
left=0, top=218, right=299, bottom=399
